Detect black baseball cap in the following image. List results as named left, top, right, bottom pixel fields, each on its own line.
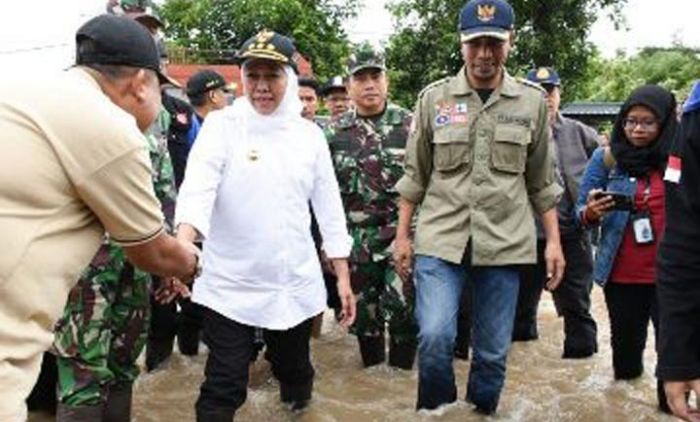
left=235, top=30, right=300, bottom=73
left=75, top=14, right=171, bottom=85
left=186, top=69, right=228, bottom=97
left=459, top=0, right=515, bottom=43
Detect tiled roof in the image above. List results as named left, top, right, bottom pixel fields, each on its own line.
left=561, top=102, right=623, bottom=117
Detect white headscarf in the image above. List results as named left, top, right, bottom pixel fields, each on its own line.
left=230, top=62, right=303, bottom=134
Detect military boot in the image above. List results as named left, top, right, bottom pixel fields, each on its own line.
left=388, top=337, right=416, bottom=370
left=357, top=335, right=385, bottom=367
left=280, top=379, right=313, bottom=411
left=103, top=382, right=133, bottom=422
left=146, top=337, right=174, bottom=371
left=56, top=402, right=103, bottom=422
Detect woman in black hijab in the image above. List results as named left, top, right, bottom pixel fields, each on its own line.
left=576, top=85, right=677, bottom=414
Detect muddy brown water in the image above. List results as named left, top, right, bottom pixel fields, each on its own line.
left=29, top=289, right=679, bottom=421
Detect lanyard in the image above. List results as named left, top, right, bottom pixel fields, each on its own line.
left=639, top=176, right=652, bottom=211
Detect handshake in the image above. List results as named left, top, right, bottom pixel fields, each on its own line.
left=154, top=225, right=203, bottom=304
left=154, top=276, right=192, bottom=304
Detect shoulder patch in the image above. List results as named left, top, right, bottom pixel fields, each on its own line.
left=417, top=77, right=452, bottom=101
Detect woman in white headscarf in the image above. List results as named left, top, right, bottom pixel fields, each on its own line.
left=173, top=30, right=355, bottom=421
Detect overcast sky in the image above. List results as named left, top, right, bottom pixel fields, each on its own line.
left=1, top=0, right=699, bottom=73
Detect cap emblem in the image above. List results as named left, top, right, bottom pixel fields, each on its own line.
left=536, top=68, right=550, bottom=79
left=477, top=4, right=496, bottom=22
left=256, top=30, right=274, bottom=43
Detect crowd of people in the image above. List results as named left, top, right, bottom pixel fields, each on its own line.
left=1, top=0, right=700, bottom=421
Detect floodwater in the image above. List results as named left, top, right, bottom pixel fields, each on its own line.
left=29, top=289, right=678, bottom=422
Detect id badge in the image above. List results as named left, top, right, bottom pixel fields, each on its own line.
left=631, top=211, right=655, bottom=245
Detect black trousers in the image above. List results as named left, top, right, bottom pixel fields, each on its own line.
left=604, top=282, right=659, bottom=379
left=513, top=236, right=598, bottom=357
left=147, top=278, right=204, bottom=370
left=26, top=352, right=57, bottom=414
left=196, top=308, right=315, bottom=420
left=454, top=283, right=472, bottom=358
left=604, top=282, right=669, bottom=410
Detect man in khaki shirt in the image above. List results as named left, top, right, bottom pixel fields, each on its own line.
left=0, top=15, right=199, bottom=421
left=393, top=0, right=564, bottom=414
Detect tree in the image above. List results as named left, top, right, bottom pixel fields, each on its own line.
left=158, top=0, right=359, bottom=80
left=384, top=0, right=627, bottom=108
left=577, top=47, right=700, bottom=102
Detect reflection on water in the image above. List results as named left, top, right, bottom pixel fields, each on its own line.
left=29, top=290, right=677, bottom=421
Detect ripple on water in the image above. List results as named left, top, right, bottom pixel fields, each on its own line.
left=29, top=290, right=679, bottom=422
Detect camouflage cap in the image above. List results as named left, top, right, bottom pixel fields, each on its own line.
left=119, top=0, right=151, bottom=11
left=347, top=43, right=386, bottom=75
left=106, top=0, right=163, bottom=30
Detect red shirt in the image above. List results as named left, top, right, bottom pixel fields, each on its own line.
left=609, top=170, right=666, bottom=284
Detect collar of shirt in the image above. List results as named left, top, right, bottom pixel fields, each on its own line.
left=448, top=67, right=522, bottom=100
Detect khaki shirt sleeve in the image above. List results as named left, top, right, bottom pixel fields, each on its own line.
left=396, top=94, right=433, bottom=204
left=526, top=100, right=563, bottom=215
left=75, top=147, right=164, bottom=246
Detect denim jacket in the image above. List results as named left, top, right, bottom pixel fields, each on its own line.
left=575, top=147, right=637, bottom=286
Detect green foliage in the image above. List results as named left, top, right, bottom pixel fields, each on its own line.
left=578, top=47, right=700, bottom=102
left=158, top=0, right=359, bottom=80
left=384, top=0, right=627, bottom=108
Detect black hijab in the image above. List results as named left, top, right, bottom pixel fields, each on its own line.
left=610, top=85, right=677, bottom=177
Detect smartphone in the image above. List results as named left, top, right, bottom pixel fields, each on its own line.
left=593, top=191, right=634, bottom=211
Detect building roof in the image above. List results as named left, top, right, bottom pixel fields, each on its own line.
left=165, top=57, right=313, bottom=98
left=561, top=102, right=623, bottom=117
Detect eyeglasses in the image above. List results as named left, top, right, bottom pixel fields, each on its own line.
left=622, top=118, right=658, bottom=131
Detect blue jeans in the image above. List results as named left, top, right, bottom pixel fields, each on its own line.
left=414, top=255, right=519, bottom=412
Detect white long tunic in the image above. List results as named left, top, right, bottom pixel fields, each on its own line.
left=175, top=107, right=352, bottom=330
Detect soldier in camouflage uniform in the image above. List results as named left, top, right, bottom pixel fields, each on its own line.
left=53, top=114, right=176, bottom=421
left=325, top=44, right=418, bottom=369
left=53, top=11, right=178, bottom=420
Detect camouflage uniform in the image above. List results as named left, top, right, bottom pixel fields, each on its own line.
left=325, top=104, right=418, bottom=346
left=53, top=107, right=176, bottom=406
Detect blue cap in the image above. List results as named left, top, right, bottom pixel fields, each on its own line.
left=459, top=0, right=514, bottom=42
left=526, top=67, right=561, bottom=86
